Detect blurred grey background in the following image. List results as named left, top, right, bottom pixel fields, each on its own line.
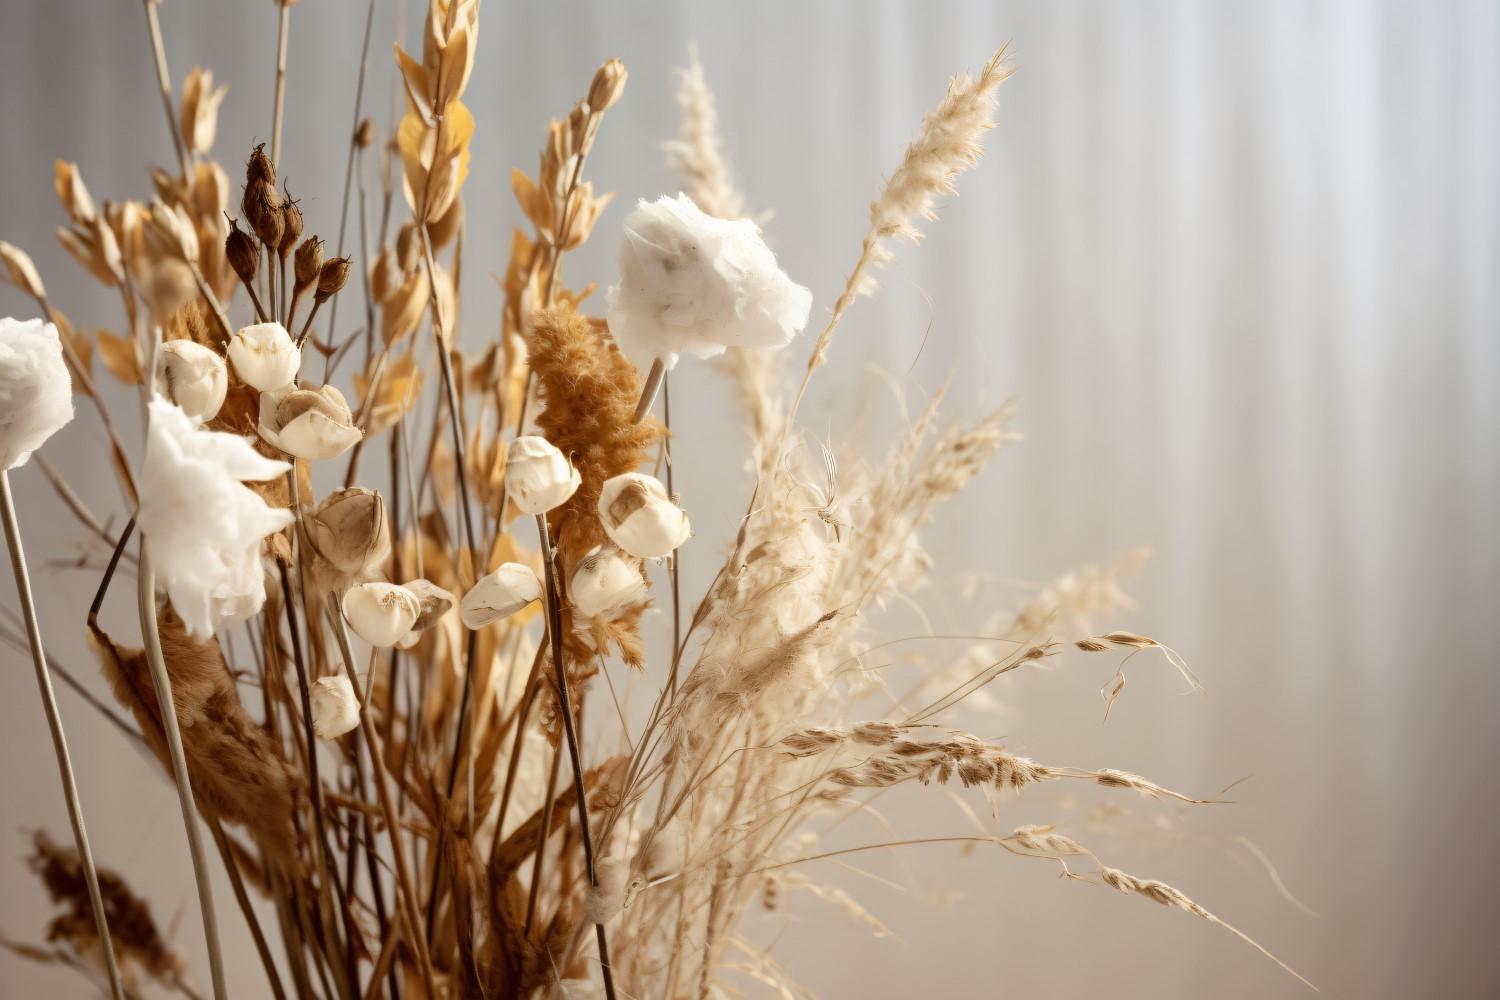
left=1, top=0, right=1496, bottom=997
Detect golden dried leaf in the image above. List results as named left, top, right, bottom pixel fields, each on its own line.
left=0, top=241, right=45, bottom=298
left=353, top=351, right=424, bottom=437
left=96, top=329, right=143, bottom=385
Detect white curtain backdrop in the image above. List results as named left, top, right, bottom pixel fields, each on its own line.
left=0, top=2, right=1494, bottom=996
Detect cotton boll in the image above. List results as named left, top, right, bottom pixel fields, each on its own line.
left=137, top=400, right=292, bottom=639
left=310, top=675, right=360, bottom=740
left=460, top=563, right=541, bottom=629
left=0, top=317, right=74, bottom=470
left=258, top=384, right=363, bottom=461
left=342, top=582, right=420, bottom=647
left=227, top=321, right=299, bottom=391
left=583, top=857, right=630, bottom=925
left=503, top=435, right=580, bottom=515
left=598, top=473, right=690, bottom=559
left=157, top=339, right=227, bottom=423
left=605, top=193, right=812, bottom=370
left=569, top=544, right=647, bottom=619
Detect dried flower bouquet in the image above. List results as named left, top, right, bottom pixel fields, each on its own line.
left=0, top=2, right=1309, bottom=998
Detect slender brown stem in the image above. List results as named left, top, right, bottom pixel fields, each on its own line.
left=327, top=600, right=438, bottom=996
left=142, top=0, right=190, bottom=180
left=271, top=1, right=290, bottom=166
left=523, top=743, right=563, bottom=936
left=324, top=0, right=378, bottom=351
left=1, top=471, right=126, bottom=1000
left=535, top=513, right=617, bottom=1000
left=209, top=818, right=288, bottom=1000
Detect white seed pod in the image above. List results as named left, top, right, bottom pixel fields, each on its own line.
left=157, top=339, right=227, bottom=423
left=404, top=578, right=456, bottom=632
left=460, top=563, right=541, bottom=629
left=0, top=317, right=74, bottom=470
left=569, top=544, right=647, bottom=619
left=583, top=857, right=630, bottom=925
left=226, top=321, right=299, bottom=391
left=503, top=435, right=580, bottom=515
left=597, top=472, right=690, bottom=559
left=310, top=675, right=360, bottom=740
left=342, top=582, right=420, bottom=647
left=258, top=384, right=363, bottom=462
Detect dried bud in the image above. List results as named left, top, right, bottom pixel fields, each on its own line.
left=225, top=221, right=259, bottom=284
left=0, top=241, right=46, bottom=299
left=308, top=487, right=389, bottom=578
left=314, top=257, right=351, bottom=302
left=342, top=582, right=420, bottom=647
left=569, top=544, right=646, bottom=619
left=279, top=193, right=303, bottom=258
left=587, top=59, right=628, bottom=117
left=310, top=675, right=360, bottom=739
left=245, top=143, right=276, bottom=186
left=258, top=383, right=362, bottom=461
left=355, top=117, right=376, bottom=150
left=227, top=321, right=299, bottom=391
left=598, top=472, right=690, bottom=559
left=404, top=578, right=455, bottom=632
left=294, top=237, right=324, bottom=296
left=504, top=435, right=580, bottom=515
left=157, top=340, right=227, bottom=423
left=460, top=563, right=541, bottom=629
left=242, top=177, right=284, bottom=248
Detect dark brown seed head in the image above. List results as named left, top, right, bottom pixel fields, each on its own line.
left=294, top=237, right=324, bottom=294
left=242, top=177, right=284, bottom=248
left=355, top=117, right=376, bottom=150
left=314, top=257, right=351, bottom=301
left=279, top=192, right=303, bottom=259
left=246, top=143, right=275, bottom=185
left=225, top=220, right=259, bottom=283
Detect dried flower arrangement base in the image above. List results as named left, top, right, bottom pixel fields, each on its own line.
left=0, top=3, right=1312, bottom=997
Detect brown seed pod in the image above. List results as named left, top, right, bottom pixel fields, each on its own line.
left=314, top=257, right=351, bottom=302
left=225, top=220, right=259, bottom=283
left=245, top=143, right=275, bottom=185
left=279, top=192, right=303, bottom=259
left=293, top=236, right=324, bottom=296
left=242, top=177, right=284, bottom=248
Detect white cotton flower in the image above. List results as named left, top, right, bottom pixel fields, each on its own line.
left=341, top=582, right=421, bottom=648
left=460, top=562, right=541, bottom=629
left=605, top=193, right=812, bottom=371
left=310, top=675, right=360, bottom=740
left=157, top=340, right=227, bottom=423
left=258, top=384, right=362, bottom=461
left=0, top=317, right=74, bottom=470
left=597, top=473, right=690, bottom=559
left=569, top=544, right=646, bottom=619
left=227, top=321, right=299, bottom=391
left=503, top=435, right=580, bottom=515
left=137, top=400, right=292, bottom=640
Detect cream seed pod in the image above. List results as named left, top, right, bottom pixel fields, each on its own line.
left=569, top=544, right=647, bottom=619
left=157, top=340, right=227, bottom=423
left=598, top=472, right=690, bottom=559
left=460, top=562, right=542, bottom=629
left=404, top=578, right=456, bottom=631
left=309, top=675, right=360, bottom=740
left=226, top=321, right=299, bottom=391
left=258, top=384, right=363, bottom=461
left=503, top=435, right=580, bottom=515
left=341, top=582, right=420, bottom=647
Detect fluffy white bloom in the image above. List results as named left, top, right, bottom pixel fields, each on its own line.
left=258, top=384, right=362, bottom=462
left=310, top=675, right=360, bottom=740
left=0, top=317, right=74, bottom=470
left=569, top=544, right=647, bottom=619
left=598, top=473, right=690, bottom=559
left=504, top=435, right=580, bottom=515
left=461, top=563, right=541, bottom=629
left=605, top=193, right=812, bottom=370
left=137, top=400, right=292, bottom=640
left=157, top=339, right=227, bottom=423
left=342, top=583, right=420, bottom=648
left=227, top=321, right=299, bottom=391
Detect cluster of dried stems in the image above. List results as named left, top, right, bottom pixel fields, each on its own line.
left=0, top=3, right=1312, bottom=998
